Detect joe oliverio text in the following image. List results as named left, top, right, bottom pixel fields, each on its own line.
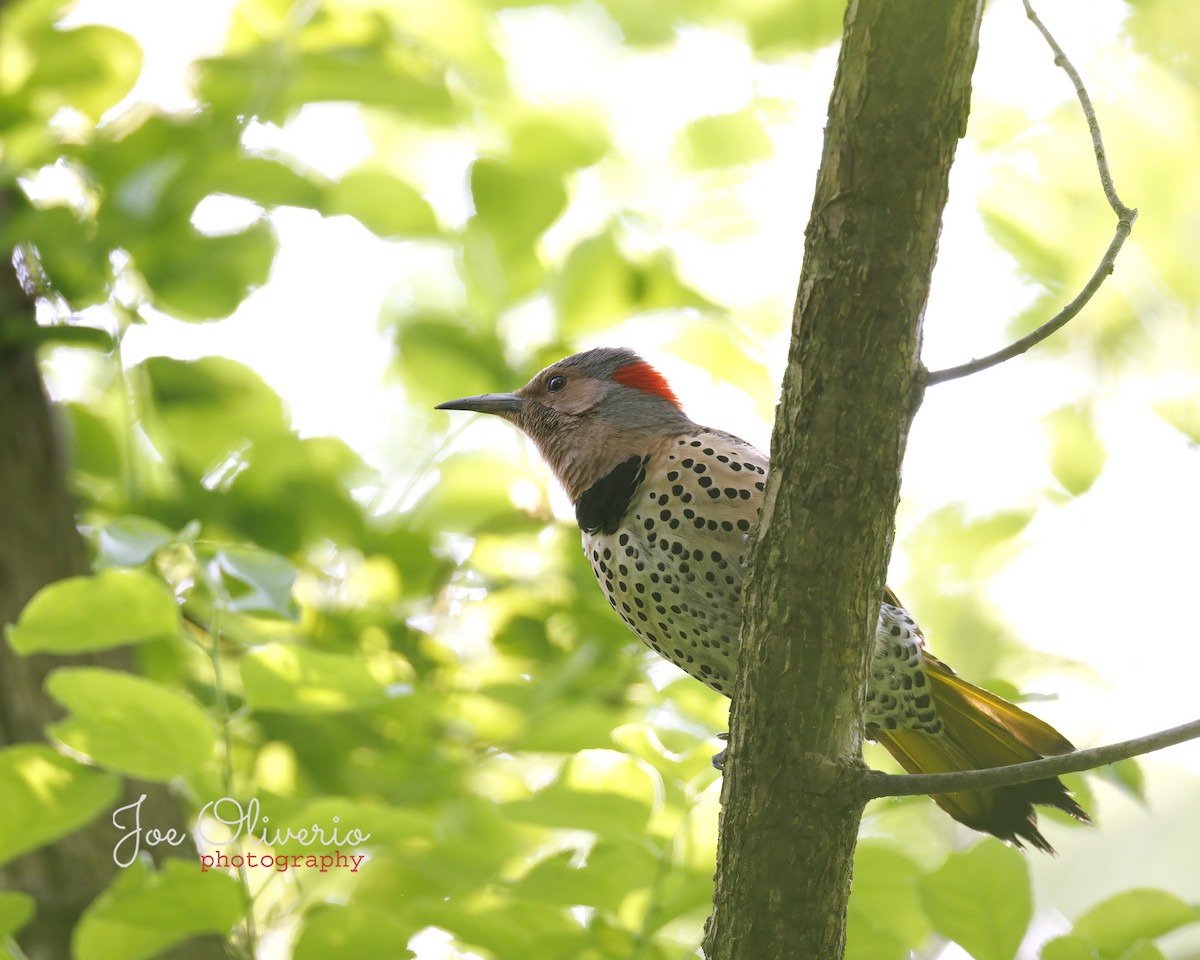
left=112, top=794, right=371, bottom=873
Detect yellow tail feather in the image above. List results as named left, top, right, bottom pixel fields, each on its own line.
left=871, top=656, right=1089, bottom=852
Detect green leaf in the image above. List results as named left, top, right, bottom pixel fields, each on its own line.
left=1046, top=404, right=1106, bottom=496
left=294, top=904, right=417, bottom=960
left=668, top=325, right=773, bottom=405
left=397, top=322, right=512, bottom=408
left=728, top=0, right=844, bottom=53
left=641, top=866, right=715, bottom=933
left=196, top=44, right=452, bottom=124
left=513, top=841, right=658, bottom=912
left=1153, top=396, right=1200, bottom=444
left=982, top=210, right=1071, bottom=291
left=8, top=204, right=114, bottom=308
left=241, top=644, right=388, bottom=713
left=205, top=155, right=328, bottom=210
left=323, top=169, right=439, bottom=238
left=553, top=229, right=716, bottom=334
left=1072, top=889, right=1200, bottom=959
left=0, top=745, right=121, bottom=866
left=847, top=842, right=930, bottom=960
left=593, top=0, right=684, bottom=45
left=211, top=545, right=298, bottom=618
left=512, top=701, right=627, bottom=753
left=678, top=108, right=774, bottom=169
left=134, top=220, right=277, bottom=320
left=75, top=859, right=242, bottom=960
left=918, top=840, right=1031, bottom=960
left=21, top=24, right=143, bottom=121
left=1095, top=758, right=1145, bottom=802
left=470, top=158, right=567, bottom=249
left=410, top=453, right=534, bottom=535
left=66, top=402, right=122, bottom=480
left=7, top=569, right=180, bottom=654
left=1042, top=934, right=1102, bottom=960
left=1117, top=944, right=1166, bottom=960
left=1125, top=0, right=1200, bottom=87
left=509, top=113, right=609, bottom=172
left=95, top=516, right=182, bottom=568
left=290, top=48, right=452, bottom=114
left=140, top=356, right=289, bottom=473
left=502, top=784, right=651, bottom=837
left=0, top=321, right=116, bottom=351
left=45, top=668, right=217, bottom=781
left=0, top=892, right=34, bottom=940
left=403, top=897, right=580, bottom=958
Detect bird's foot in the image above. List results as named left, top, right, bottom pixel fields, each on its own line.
left=711, top=732, right=729, bottom=771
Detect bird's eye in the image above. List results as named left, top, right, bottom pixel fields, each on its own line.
left=547, top=375, right=567, bottom=393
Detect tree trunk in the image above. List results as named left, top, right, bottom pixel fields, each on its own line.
left=0, top=193, right=227, bottom=959
left=703, top=1, right=983, bottom=957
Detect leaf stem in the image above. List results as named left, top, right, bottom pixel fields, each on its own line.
left=204, top=593, right=260, bottom=959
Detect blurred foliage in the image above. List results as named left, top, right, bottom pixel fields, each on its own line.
left=2, top=0, right=1200, bottom=957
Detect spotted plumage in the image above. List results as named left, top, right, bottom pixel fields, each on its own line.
left=580, top=429, right=761, bottom=696
left=438, top=346, right=1089, bottom=851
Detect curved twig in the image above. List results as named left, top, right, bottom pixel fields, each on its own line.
left=1021, top=0, right=1132, bottom=219
left=859, top=716, right=1200, bottom=799
left=925, top=212, right=1135, bottom=385
left=926, top=0, right=1137, bottom=387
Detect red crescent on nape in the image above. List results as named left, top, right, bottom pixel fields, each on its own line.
left=613, top=362, right=681, bottom=408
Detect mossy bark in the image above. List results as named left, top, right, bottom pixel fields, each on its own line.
left=703, top=1, right=984, bottom=957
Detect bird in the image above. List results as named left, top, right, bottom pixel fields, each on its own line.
left=437, top=346, right=1088, bottom=851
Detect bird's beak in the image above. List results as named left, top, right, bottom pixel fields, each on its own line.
left=435, top=392, right=524, bottom=418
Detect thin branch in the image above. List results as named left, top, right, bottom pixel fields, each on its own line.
left=925, top=214, right=1134, bottom=385
left=859, top=716, right=1200, bottom=800
left=925, top=0, right=1137, bottom=387
left=1021, top=0, right=1132, bottom=220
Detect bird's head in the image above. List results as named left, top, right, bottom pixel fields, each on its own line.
left=436, top=347, right=694, bottom=500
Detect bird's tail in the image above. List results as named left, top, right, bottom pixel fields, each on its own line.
left=870, top=653, right=1089, bottom=853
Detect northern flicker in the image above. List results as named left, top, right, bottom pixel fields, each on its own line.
left=437, top=346, right=1088, bottom=851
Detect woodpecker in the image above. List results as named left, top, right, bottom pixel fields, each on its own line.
left=437, top=346, right=1087, bottom=851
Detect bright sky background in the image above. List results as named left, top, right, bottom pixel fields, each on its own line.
left=49, top=0, right=1200, bottom=955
